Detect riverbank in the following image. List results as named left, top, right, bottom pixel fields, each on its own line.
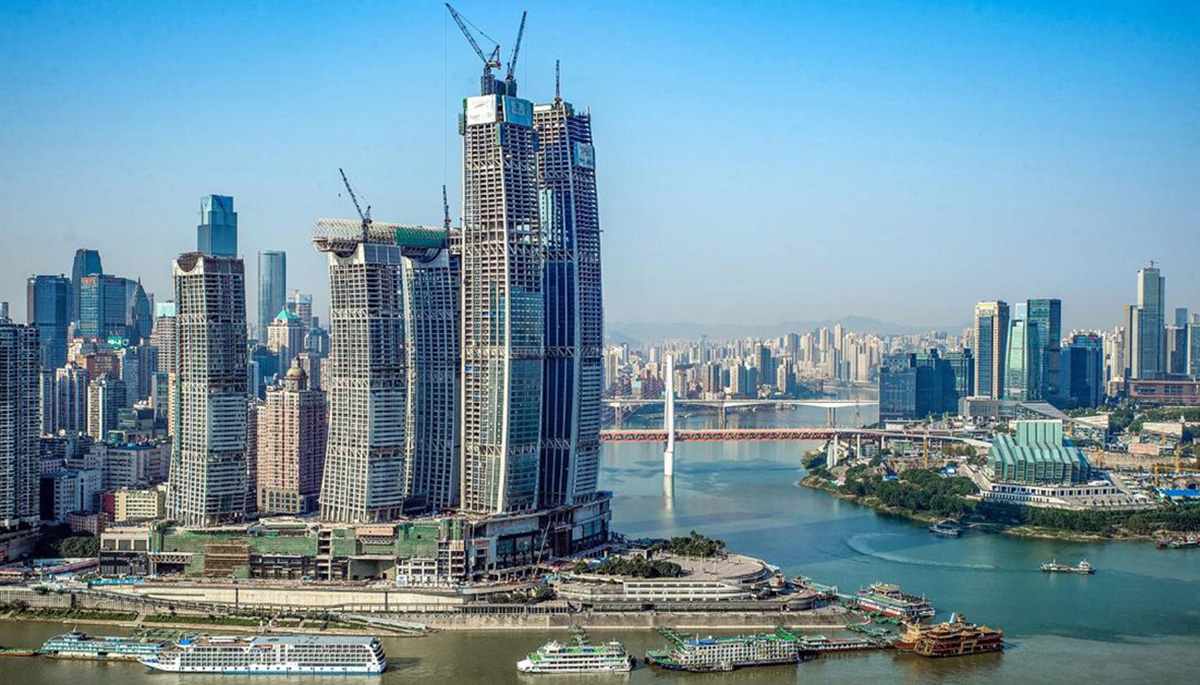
left=0, top=606, right=865, bottom=634
left=798, top=474, right=1165, bottom=544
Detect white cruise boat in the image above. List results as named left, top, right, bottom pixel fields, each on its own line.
left=140, top=634, right=386, bottom=675
left=517, top=627, right=633, bottom=674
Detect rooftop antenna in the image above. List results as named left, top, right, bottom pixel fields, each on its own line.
left=554, top=59, right=561, bottom=103
left=338, top=168, right=371, bottom=242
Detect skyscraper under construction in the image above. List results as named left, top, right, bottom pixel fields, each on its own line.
left=534, top=76, right=603, bottom=508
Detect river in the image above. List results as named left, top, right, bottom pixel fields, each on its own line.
left=1, top=402, right=1198, bottom=683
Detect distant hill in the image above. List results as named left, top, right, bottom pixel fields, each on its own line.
left=606, top=315, right=969, bottom=344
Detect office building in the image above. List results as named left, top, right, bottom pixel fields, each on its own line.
left=39, top=468, right=102, bottom=522
left=71, top=249, right=103, bottom=325
left=1189, top=317, right=1200, bottom=380
left=86, top=374, right=126, bottom=443
left=1166, top=325, right=1188, bottom=377
left=166, top=252, right=249, bottom=527
left=880, top=350, right=964, bottom=420
left=257, top=251, right=287, bottom=342
left=1026, top=298, right=1062, bottom=400
left=314, top=226, right=407, bottom=523
left=533, top=86, right=603, bottom=509
left=974, top=301, right=1009, bottom=399
left=266, top=308, right=306, bottom=374
left=1061, top=333, right=1104, bottom=408
left=196, top=195, right=238, bottom=258
left=879, top=354, right=918, bottom=421
left=51, top=363, right=89, bottom=434
left=113, top=486, right=166, bottom=523
left=0, top=310, right=41, bottom=528
left=1131, top=263, right=1165, bottom=379
left=944, top=350, right=975, bottom=400
left=26, top=275, right=71, bottom=369
left=1005, top=316, right=1032, bottom=402
left=77, top=274, right=130, bottom=340
left=257, top=360, right=327, bottom=515
left=286, top=290, right=313, bottom=332
left=460, top=83, right=543, bottom=515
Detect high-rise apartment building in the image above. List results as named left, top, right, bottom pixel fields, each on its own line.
left=315, top=230, right=407, bottom=523
left=71, top=249, right=102, bottom=325
left=974, top=301, right=1009, bottom=399
left=286, top=290, right=313, bottom=332
left=533, top=88, right=603, bottom=509
left=0, top=310, right=41, bottom=528
left=51, top=363, right=89, bottom=434
left=167, top=253, right=249, bottom=526
left=197, top=195, right=238, bottom=258
left=460, top=86, right=543, bottom=515
left=257, top=360, right=327, bottom=515
left=266, top=309, right=305, bottom=374
left=1131, top=264, right=1165, bottom=379
left=27, top=275, right=71, bottom=369
left=151, top=301, right=177, bottom=374
left=86, top=374, right=126, bottom=442
left=257, top=251, right=287, bottom=342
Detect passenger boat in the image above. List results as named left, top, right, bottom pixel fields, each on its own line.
left=854, top=583, right=936, bottom=621
left=928, top=521, right=963, bottom=537
left=140, top=634, right=387, bottom=675
left=517, top=627, right=633, bottom=674
left=0, top=647, right=38, bottom=657
left=893, top=613, right=1003, bottom=658
left=40, top=630, right=167, bottom=661
left=645, top=627, right=801, bottom=672
left=1040, top=559, right=1094, bottom=574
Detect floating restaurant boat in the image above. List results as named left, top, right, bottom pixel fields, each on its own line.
left=928, top=521, right=963, bottom=537
left=893, top=613, right=1004, bottom=658
left=517, top=626, right=634, bottom=674
left=1040, top=559, right=1094, bottom=574
left=40, top=630, right=167, bottom=661
left=140, top=634, right=387, bottom=675
left=854, top=583, right=936, bottom=621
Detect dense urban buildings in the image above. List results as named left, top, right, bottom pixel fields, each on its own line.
left=166, top=252, right=249, bottom=526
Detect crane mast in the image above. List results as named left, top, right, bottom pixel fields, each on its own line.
left=338, top=168, right=371, bottom=242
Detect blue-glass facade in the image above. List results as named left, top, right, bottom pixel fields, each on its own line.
left=26, top=275, right=71, bottom=369
left=257, top=251, right=287, bottom=342
left=71, top=248, right=102, bottom=324
left=1026, top=298, right=1062, bottom=401
left=1061, top=333, right=1103, bottom=408
left=197, top=195, right=238, bottom=257
left=78, top=274, right=131, bottom=341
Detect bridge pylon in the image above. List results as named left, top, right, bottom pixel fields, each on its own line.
left=663, top=354, right=676, bottom=477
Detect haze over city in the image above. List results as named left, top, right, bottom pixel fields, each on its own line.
left=2, top=0, right=1198, bottom=334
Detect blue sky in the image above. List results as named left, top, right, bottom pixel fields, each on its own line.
left=1, top=0, right=1198, bottom=333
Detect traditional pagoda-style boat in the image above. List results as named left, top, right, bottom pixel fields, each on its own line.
left=893, top=614, right=1004, bottom=658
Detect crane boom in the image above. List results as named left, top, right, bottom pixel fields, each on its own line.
left=505, top=11, right=527, bottom=87
left=338, top=168, right=371, bottom=241
left=445, top=3, right=494, bottom=67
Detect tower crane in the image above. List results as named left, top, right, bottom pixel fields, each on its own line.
left=445, top=3, right=502, bottom=94
left=338, top=168, right=371, bottom=242
left=504, top=11, right=527, bottom=95
left=442, top=184, right=452, bottom=232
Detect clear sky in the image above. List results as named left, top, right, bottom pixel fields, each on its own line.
left=1, top=0, right=1197, bottom=334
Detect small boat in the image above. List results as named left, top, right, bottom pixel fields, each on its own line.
left=1156, top=534, right=1200, bottom=549
left=0, top=647, right=38, bottom=657
left=929, top=521, right=963, bottom=538
left=1040, top=559, right=1094, bottom=574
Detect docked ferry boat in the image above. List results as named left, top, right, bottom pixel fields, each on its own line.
left=140, top=634, right=387, bottom=675
left=929, top=521, right=963, bottom=537
left=645, top=628, right=801, bottom=672
left=893, top=613, right=1004, bottom=658
left=517, top=627, right=633, bottom=674
left=40, top=630, right=167, bottom=661
left=855, top=583, right=936, bottom=621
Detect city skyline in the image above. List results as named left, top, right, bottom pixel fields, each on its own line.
left=2, top=2, right=1198, bottom=332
